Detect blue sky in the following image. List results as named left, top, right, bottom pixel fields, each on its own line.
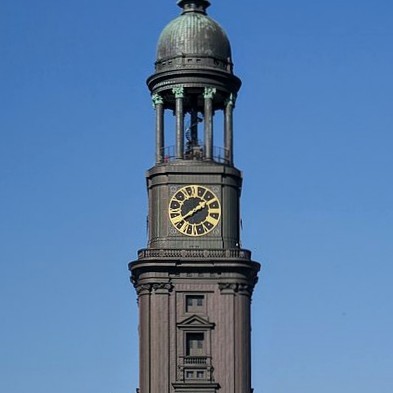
left=1, top=1, right=392, bottom=392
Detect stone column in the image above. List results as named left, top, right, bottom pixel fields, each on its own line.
left=224, top=93, right=236, bottom=165
left=152, top=93, right=164, bottom=163
left=173, top=86, right=185, bottom=159
left=204, top=87, right=216, bottom=160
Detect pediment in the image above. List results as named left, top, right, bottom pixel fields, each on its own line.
left=177, top=315, right=215, bottom=329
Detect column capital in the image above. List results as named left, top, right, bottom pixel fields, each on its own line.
left=135, top=282, right=174, bottom=295
left=218, top=282, right=255, bottom=296
left=135, top=283, right=153, bottom=296
left=204, top=87, right=216, bottom=99
left=225, top=92, right=237, bottom=107
left=152, top=282, right=174, bottom=293
left=152, top=93, right=164, bottom=107
left=172, top=85, right=185, bottom=98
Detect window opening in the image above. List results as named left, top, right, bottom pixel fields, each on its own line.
left=186, top=333, right=204, bottom=356
left=186, top=295, right=204, bottom=312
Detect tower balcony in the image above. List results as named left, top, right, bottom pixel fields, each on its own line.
left=136, top=248, right=252, bottom=261
left=178, top=356, right=214, bottom=382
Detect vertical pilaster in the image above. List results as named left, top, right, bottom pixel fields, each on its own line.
left=235, top=286, right=252, bottom=393
left=137, top=285, right=152, bottom=393
left=150, top=283, right=173, bottom=393
left=224, top=93, right=236, bottom=165
left=152, top=93, right=165, bottom=163
left=173, top=86, right=185, bottom=159
left=204, top=87, right=216, bottom=160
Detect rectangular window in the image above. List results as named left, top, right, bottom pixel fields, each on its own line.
left=186, top=295, right=204, bottom=312
left=186, top=333, right=204, bottom=356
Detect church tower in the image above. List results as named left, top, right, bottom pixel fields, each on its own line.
left=129, top=2, right=260, bottom=393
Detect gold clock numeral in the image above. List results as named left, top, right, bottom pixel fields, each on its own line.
left=207, top=198, right=219, bottom=205
left=205, top=216, right=219, bottom=226
left=179, top=221, right=188, bottom=232
left=185, top=185, right=198, bottom=197
left=170, top=207, right=181, bottom=215
left=180, top=189, right=189, bottom=198
left=171, top=214, right=184, bottom=224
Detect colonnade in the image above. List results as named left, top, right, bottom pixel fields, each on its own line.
left=152, top=86, right=236, bottom=165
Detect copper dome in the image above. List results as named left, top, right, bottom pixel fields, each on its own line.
left=155, top=0, right=233, bottom=74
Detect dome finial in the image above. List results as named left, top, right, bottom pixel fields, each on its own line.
left=177, top=0, right=211, bottom=14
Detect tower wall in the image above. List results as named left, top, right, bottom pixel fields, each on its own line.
left=131, top=260, right=258, bottom=393
left=146, top=163, right=242, bottom=249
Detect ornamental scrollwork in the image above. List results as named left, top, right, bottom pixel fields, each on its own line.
left=152, top=282, right=174, bottom=292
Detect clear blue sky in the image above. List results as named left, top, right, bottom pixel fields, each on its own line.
left=1, top=1, right=392, bottom=392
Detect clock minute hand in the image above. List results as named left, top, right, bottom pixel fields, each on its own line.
left=182, top=200, right=207, bottom=220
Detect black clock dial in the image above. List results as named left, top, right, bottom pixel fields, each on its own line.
left=168, top=185, right=221, bottom=236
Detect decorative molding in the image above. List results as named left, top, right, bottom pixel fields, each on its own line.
left=152, top=282, right=174, bottom=292
left=172, top=85, right=185, bottom=98
left=218, top=282, right=255, bottom=296
left=177, top=315, right=215, bottom=330
left=135, top=282, right=174, bottom=295
left=203, top=87, right=216, bottom=99
left=135, top=283, right=152, bottom=295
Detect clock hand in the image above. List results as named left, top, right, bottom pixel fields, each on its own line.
left=181, top=200, right=207, bottom=220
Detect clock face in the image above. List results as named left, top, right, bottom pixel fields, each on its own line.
left=168, top=185, right=221, bottom=237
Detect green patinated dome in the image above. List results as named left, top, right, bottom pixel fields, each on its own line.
left=157, top=12, right=231, bottom=62
left=155, top=0, right=232, bottom=72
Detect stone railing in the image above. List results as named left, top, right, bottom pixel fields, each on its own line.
left=160, top=145, right=230, bottom=165
left=137, top=248, right=251, bottom=261
left=177, top=356, right=214, bottom=382
left=181, top=356, right=209, bottom=365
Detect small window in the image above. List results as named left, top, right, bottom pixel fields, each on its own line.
left=196, top=371, right=204, bottom=379
left=186, top=371, right=194, bottom=379
left=186, top=295, right=204, bottom=312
